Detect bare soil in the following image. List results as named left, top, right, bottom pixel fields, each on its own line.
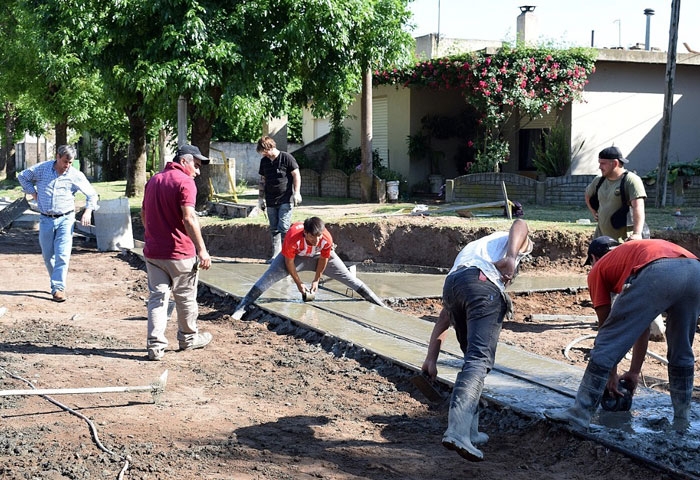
left=0, top=215, right=695, bottom=479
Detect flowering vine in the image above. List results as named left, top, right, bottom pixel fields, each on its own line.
left=374, top=45, right=597, bottom=172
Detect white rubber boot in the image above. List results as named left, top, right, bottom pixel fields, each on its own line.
left=649, top=315, right=666, bottom=342
left=441, top=370, right=484, bottom=461
left=267, top=234, right=282, bottom=263
left=471, top=409, right=489, bottom=445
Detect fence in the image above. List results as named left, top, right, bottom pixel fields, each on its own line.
left=445, top=172, right=699, bottom=207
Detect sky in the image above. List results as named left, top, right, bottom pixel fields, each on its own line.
left=408, top=0, right=699, bottom=51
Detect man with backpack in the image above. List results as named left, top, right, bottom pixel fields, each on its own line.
left=584, top=146, right=647, bottom=242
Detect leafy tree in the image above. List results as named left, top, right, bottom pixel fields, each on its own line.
left=0, top=0, right=46, bottom=178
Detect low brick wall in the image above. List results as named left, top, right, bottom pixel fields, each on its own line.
left=300, top=170, right=700, bottom=207
left=446, top=173, right=700, bottom=207
left=300, top=168, right=387, bottom=202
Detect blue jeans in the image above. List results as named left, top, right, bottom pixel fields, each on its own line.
left=591, top=258, right=700, bottom=370
left=444, top=267, right=509, bottom=376
left=266, top=202, right=293, bottom=239
left=443, top=268, right=509, bottom=421
left=39, top=213, right=75, bottom=294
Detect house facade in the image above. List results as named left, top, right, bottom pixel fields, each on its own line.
left=302, top=46, right=700, bottom=192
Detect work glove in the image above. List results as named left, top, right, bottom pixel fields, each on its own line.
left=293, top=192, right=302, bottom=206
left=258, top=198, right=266, bottom=211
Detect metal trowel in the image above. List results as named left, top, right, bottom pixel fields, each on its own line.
left=411, top=372, right=444, bottom=402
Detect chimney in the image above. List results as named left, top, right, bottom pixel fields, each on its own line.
left=644, top=8, right=654, bottom=51
left=516, top=6, right=538, bottom=45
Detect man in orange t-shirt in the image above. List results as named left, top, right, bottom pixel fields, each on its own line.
left=232, top=217, right=387, bottom=319
left=546, top=237, right=700, bottom=431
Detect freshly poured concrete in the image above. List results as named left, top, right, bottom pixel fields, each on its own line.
left=135, top=254, right=698, bottom=478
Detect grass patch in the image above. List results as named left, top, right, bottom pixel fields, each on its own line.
left=2, top=179, right=696, bottom=234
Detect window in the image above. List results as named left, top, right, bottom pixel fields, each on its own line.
left=518, top=128, right=548, bottom=171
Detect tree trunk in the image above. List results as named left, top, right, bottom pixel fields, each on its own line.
left=359, top=67, right=373, bottom=203
left=55, top=120, right=68, bottom=149
left=158, top=128, right=167, bottom=171
left=188, top=88, right=220, bottom=210
left=2, top=101, right=17, bottom=180
left=124, top=105, right=148, bottom=198
left=190, top=112, right=214, bottom=210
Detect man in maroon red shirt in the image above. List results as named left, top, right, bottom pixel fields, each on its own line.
left=141, top=144, right=213, bottom=361
left=545, top=237, right=700, bottom=431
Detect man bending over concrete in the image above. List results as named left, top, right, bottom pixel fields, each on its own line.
left=232, top=216, right=387, bottom=319
left=545, top=237, right=700, bottom=431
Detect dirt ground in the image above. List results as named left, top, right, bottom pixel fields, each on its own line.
left=0, top=217, right=696, bottom=480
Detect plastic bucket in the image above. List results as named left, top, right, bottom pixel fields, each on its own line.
left=386, top=181, right=400, bottom=202
left=429, top=174, right=444, bottom=194
left=93, top=198, right=134, bottom=251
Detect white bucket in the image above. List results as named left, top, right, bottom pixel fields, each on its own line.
left=386, top=181, right=400, bottom=202
left=429, top=174, right=444, bottom=194
left=93, top=198, right=134, bottom=251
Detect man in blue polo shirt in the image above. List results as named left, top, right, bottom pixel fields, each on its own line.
left=18, top=145, right=99, bottom=302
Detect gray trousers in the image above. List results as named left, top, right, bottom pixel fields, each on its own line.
left=247, top=252, right=377, bottom=303
left=591, top=258, right=700, bottom=370
left=145, top=257, right=200, bottom=350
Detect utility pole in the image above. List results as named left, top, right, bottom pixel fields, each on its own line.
left=177, top=96, right=187, bottom=147
left=613, top=19, right=621, bottom=48
left=656, top=0, right=682, bottom=207
left=436, top=0, right=441, bottom=56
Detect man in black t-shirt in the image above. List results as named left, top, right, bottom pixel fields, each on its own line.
left=256, top=136, right=302, bottom=263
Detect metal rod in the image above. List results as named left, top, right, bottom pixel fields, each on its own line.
left=0, top=370, right=168, bottom=398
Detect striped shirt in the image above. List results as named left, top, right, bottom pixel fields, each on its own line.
left=18, top=160, right=99, bottom=215
left=281, top=222, right=333, bottom=259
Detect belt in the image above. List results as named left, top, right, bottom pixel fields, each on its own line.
left=41, top=211, right=72, bottom=218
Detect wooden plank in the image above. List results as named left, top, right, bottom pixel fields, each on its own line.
left=501, top=181, right=512, bottom=220
left=529, top=313, right=597, bottom=323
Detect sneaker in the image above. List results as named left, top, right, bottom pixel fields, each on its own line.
left=147, top=348, right=165, bottom=361
left=232, top=306, right=247, bottom=320
left=179, top=332, right=213, bottom=351
left=52, top=290, right=66, bottom=302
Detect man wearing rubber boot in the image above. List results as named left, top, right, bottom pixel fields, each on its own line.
left=232, top=217, right=388, bottom=320
left=422, top=219, right=533, bottom=461
left=545, top=237, right=700, bottom=431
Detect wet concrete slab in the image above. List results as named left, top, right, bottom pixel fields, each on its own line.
left=133, top=253, right=699, bottom=478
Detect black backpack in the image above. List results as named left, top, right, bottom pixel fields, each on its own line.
left=590, top=172, right=649, bottom=236
left=589, top=172, right=627, bottom=212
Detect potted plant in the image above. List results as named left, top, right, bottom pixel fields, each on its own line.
left=407, top=131, right=444, bottom=194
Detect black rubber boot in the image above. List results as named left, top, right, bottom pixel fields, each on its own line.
left=668, top=364, right=695, bottom=431
left=544, top=361, right=609, bottom=430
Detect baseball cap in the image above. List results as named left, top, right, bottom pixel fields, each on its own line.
left=584, top=236, right=620, bottom=266
left=599, top=146, right=628, bottom=164
left=176, top=144, right=210, bottom=164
